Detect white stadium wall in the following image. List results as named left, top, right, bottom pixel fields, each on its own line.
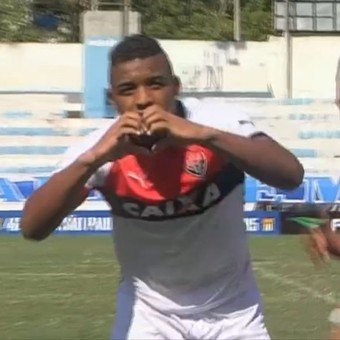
left=0, top=43, right=82, bottom=92
left=0, top=36, right=339, bottom=99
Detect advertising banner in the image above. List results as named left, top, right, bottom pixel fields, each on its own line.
left=0, top=210, right=280, bottom=235
left=0, top=210, right=112, bottom=234
left=1, top=175, right=340, bottom=204
left=244, top=211, right=281, bottom=235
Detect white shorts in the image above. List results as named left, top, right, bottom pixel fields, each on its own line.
left=111, top=283, right=271, bottom=340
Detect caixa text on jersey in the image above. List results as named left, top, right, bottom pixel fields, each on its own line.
left=112, top=182, right=226, bottom=220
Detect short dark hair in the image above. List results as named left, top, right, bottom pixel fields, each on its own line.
left=110, top=34, right=173, bottom=73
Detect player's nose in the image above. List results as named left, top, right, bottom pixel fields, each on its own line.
left=135, top=86, right=153, bottom=111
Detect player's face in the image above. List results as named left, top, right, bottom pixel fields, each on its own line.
left=110, top=54, right=179, bottom=114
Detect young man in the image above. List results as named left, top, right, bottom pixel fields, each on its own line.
left=20, top=34, right=304, bottom=339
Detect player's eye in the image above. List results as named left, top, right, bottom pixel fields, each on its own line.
left=119, top=86, right=135, bottom=96
left=149, top=81, right=164, bottom=90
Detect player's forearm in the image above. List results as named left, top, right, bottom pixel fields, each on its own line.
left=20, top=152, right=98, bottom=241
left=200, top=127, right=304, bottom=190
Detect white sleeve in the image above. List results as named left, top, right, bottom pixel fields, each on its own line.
left=55, top=125, right=113, bottom=190
left=188, top=100, right=265, bottom=138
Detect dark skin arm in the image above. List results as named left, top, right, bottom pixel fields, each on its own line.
left=201, top=130, right=304, bottom=190
left=20, top=112, right=147, bottom=241
left=144, top=105, right=304, bottom=190
left=20, top=157, right=93, bottom=240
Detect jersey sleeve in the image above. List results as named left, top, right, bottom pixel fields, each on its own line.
left=54, top=125, right=113, bottom=190
left=188, top=100, right=265, bottom=138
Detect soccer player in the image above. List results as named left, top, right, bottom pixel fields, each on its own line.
left=20, top=34, right=304, bottom=340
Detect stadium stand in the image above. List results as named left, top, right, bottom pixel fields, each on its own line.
left=0, top=94, right=338, bottom=175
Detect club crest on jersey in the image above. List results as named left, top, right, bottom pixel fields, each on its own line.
left=184, top=151, right=207, bottom=178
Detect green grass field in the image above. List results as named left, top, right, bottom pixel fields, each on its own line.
left=1, top=235, right=340, bottom=340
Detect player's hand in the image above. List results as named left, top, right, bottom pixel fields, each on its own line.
left=142, top=105, right=206, bottom=151
left=302, top=227, right=330, bottom=265
left=90, top=112, right=151, bottom=164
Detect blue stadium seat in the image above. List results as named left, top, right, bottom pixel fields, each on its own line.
left=0, top=146, right=67, bottom=155
left=299, top=130, right=340, bottom=139
left=0, top=166, right=56, bottom=174
left=2, top=111, right=33, bottom=119
left=288, top=113, right=330, bottom=121
left=0, top=127, right=96, bottom=137
left=290, top=148, right=318, bottom=158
